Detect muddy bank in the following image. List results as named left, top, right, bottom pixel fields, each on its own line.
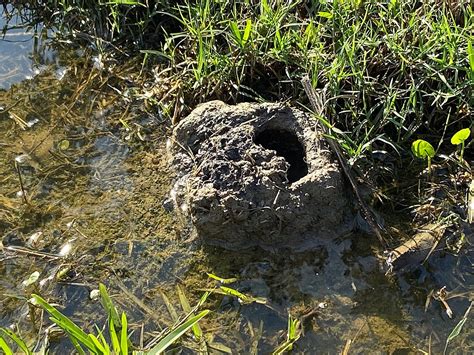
left=170, top=101, right=353, bottom=249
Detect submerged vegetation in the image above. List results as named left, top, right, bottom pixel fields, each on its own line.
left=1, top=0, right=473, bottom=353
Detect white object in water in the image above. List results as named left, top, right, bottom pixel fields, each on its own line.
left=90, top=289, right=100, bottom=301
left=15, top=154, right=29, bottom=163
left=26, top=118, right=39, bottom=128
left=58, top=239, right=75, bottom=257
left=27, top=231, right=43, bottom=247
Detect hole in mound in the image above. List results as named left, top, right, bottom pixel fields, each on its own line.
left=254, top=128, right=308, bottom=183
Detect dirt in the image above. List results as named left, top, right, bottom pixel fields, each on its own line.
left=170, top=100, right=353, bottom=250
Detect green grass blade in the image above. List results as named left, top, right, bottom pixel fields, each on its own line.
left=30, top=294, right=96, bottom=351
left=444, top=301, right=472, bottom=355
left=95, top=325, right=111, bottom=354
left=99, top=283, right=121, bottom=327
left=109, top=317, right=120, bottom=354
left=0, top=336, right=13, bottom=355
left=177, top=285, right=202, bottom=340
left=0, top=328, right=31, bottom=355
left=89, top=333, right=106, bottom=353
left=219, top=286, right=267, bottom=305
left=69, top=336, right=86, bottom=355
left=120, top=312, right=128, bottom=354
left=147, top=310, right=210, bottom=355
left=159, top=291, right=179, bottom=322
left=206, top=273, right=238, bottom=284
left=272, top=314, right=301, bottom=354
left=467, top=40, right=474, bottom=74
left=50, top=316, right=96, bottom=352
left=104, top=0, right=146, bottom=6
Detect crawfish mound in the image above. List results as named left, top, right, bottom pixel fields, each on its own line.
left=170, top=101, right=351, bottom=249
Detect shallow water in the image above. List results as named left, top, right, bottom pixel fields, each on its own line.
left=0, top=11, right=472, bottom=355
left=0, top=6, right=55, bottom=89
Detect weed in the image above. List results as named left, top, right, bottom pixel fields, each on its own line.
left=0, top=284, right=210, bottom=354
left=411, top=139, right=436, bottom=172
left=272, top=313, right=302, bottom=354
left=450, top=127, right=471, bottom=161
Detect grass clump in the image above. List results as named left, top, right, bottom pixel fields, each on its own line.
left=6, top=1, right=472, bottom=159
left=145, top=0, right=473, bottom=160
left=0, top=283, right=210, bottom=354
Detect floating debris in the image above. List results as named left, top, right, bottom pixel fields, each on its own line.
left=22, top=271, right=40, bottom=287
left=385, top=223, right=445, bottom=273
left=26, top=231, right=43, bottom=247
left=55, top=67, right=68, bottom=80
left=92, top=55, right=104, bottom=70
left=26, top=118, right=40, bottom=128
left=433, top=286, right=453, bottom=318
left=15, top=190, right=27, bottom=198
left=14, top=154, right=30, bottom=163
left=90, top=289, right=100, bottom=301
left=58, top=239, right=74, bottom=257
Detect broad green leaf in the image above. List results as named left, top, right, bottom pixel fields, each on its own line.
left=411, top=139, right=435, bottom=160
left=148, top=310, right=210, bottom=354
left=450, top=128, right=470, bottom=145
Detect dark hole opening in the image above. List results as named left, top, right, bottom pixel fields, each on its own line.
left=254, top=129, right=308, bottom=183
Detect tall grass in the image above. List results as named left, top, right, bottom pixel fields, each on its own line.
left=5, top=0, right=472, bottom=160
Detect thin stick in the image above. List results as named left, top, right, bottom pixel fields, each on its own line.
left=4, top=245, right=62, bottom=259
left=14, top=160, right=29, bottom=205
left=301, top=76, right=388, bottom=249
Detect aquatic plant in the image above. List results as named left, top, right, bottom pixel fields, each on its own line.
left=272, top=313, right=301, bottom=354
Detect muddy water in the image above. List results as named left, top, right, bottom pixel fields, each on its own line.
left=1, top=17, right=473, bottom=355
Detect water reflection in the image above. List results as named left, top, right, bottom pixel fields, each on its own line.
left=0, top=5, right=54, bottom=89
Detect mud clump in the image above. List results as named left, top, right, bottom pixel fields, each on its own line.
left=169, top=101, right=351, bottom=250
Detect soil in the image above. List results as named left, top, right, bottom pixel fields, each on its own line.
left=169, top=101, right=354, bottom=249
